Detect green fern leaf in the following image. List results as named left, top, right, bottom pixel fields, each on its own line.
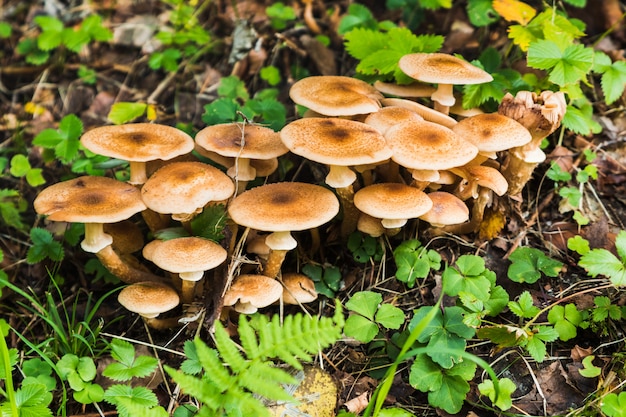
left=193, top=339, right=233, bottom=390
left=165, top=366, right=223, bottom=408
left=238, top=362, right=295, bottom=401
left=214, top=321, right=247, bottom=373
left=238, top=315, right=260, bottom=359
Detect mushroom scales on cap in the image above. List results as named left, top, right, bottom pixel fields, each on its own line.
left=80, top=123, right=194, bottom=185
left=141, top=161, right=235, bottom=222
left=34, top=175, right=147, bottom=253
left=289, top=75, right=382, bottom=116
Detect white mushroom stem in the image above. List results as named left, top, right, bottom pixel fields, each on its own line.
left=81, top=223, right=113, bottom=253
left=381, top=218, right=408, bottom=229
left=263, top=231, right=297, bottom=278
left=227, top=158, right=257, bottom=195
left=95, top=245, right=168, bottom=284
left=179, top=271, right=205, bottom=304
left=128, top=161, right=149, bottom=185
left=431, top=83, right=455, bottom=115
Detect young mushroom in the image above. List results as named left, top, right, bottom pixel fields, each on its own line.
left=420, top=191, right=470, bottom=228
left=222, top=274, right=283, bottom=314
left=398, top=52, right=493, bottom=115
left=289, top=75, right=382, bottom=117
left=33, top=175, right=164, bottom=284
left=117, top=281, right=181, bottom=330
left=194, top=122, right=289, bottom=194
left=143, top=236, right=228, bottom=304
left=141, top=161, right=235, bottom=224
left=228, top=182, right=340, bottom=278
left=80, top=123, right=194, bottom=185
left=281, top=273, right=318, bottom=305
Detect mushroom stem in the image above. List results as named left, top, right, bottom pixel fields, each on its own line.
left=81, top=223, right=113, bottom=253
left=96, top=245, right=168, bottom=284
left=144, top=315, right=183, bottom=330
left=180, top=280, right=197, bottom=304
left=431, top=83, right=454, bottom=115
left=128, top=161, right=149, bottom=185
left=442, top=188, right=492, bottom=235
left=262, top=249, right=288, bottom=279
left=336, top=184, right=360, bottom=238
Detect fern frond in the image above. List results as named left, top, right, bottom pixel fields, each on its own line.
left=214, top=321, right=247, bottom=373
left=193, top=339, right=232, bottom=391
left=239, top=361, right=296, bottom=401
left=164, top=365, right=222, bottom=408
left=238, top=316, right=259, bottom=359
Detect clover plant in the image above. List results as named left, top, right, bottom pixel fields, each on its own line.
left=344, top=291, right=404, bottom=343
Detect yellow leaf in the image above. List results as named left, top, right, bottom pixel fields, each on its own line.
left=478, top=208, right=506, bottom=241
left=146, top=104, right=158, bottom=121
left=493, top=0, right=537, bottom=25
left=24, top=101, right=47, bottom=116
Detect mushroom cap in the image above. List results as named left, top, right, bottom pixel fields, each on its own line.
left=452, top=113, right=532, bottom=153
left=281, top=273, right=318, bottom=304
left=118, top=281, right=180, bottom=318
left=380, top=98, right=457, bottom=129
left=228, top=182, right=340, bottom=232
left=141, top=161, right=235, bottom=215
left=399, top=53, right=493, bottom=85
left=373, top=80, right=437, bottom=98
left=195, top=123, right=288, bottom=160
left=385, top=120, right=479, bottom=171
left=357, top=213, right=385, bottom=237
left=419, top=191, right=469, bottom=227
left=354, top=183, right=433, bottom=221
left=454, top=165, right=508, bottom=197
left=33, top=175, right=147, bottom=223
left=280, top=118, right=392, bottom=167
left=289, top=75, right=382, bottom=116
left=81, top=123, right=194, bottom=162
left=364, top=106, right=424, bottom=136
left=223, top=274, right=283, bottom=312
left=143, top=237, right=227, bottom=274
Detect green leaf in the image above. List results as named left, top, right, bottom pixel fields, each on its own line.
left=179, top=340, right=202, bottom=375
left=602, top=391, right=626, bottom=417
left=478, top=377, right=516, bottom=410
left=260, top=65, right=281, bottom=86
left=508, top=291, right=540, bottom=319
left=579, top=355, right=601, bottom=378
left=338, top=3, right=378, bottom=34
left=375, top=304, right=404, bottom=330
left=579, top=247, right=626, bottom=286
left=409, top=353, right=443, bottom=392
left=527, top=40, right=593, bottom=86
left=345, top=314, right=378, bottom=343
left=427, top=373, right=470, bottom=414
left=466, top=0, right=499, bottom=27
left=547, top=304, right=582, bottom=341
left=0, top=22, right=11, bottom=38
left=345, top=291, right=381, bottom=320
left=27, top=227, right=64, bottom=264
left=73, top=382, right=105, bottom=404
left=600, top=61, right=626, bottom=104
left=103, top=339, right=158, bottom=381
left=562, top=102, right=602, bottom=135
left=104, top=384, right=159, bottom=414
left=568, top=235, right=590, bottom=255
left=508, top=247, right=562, bottom=283
left=427, top=329, right=466, bottom=369
left=108, top=102, right=148, bottom=125
left=9, top=154, right=32, bottom=177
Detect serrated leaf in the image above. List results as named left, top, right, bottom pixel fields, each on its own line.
left=477, top=325, right=525, bottom=347
left=427, top=373, right=470, bottom=414
left=509, top=291, right=540, bottom=319
left=525, top=335, right=547, bottom=362
left=344, top=27, right=389, bottom=61
left=527, top=40, right=593, bottom=86
left=27, top=227, right=64, bottom=263
left=409, top=353, right=443, bottom=392
left=427, top=330, right=466, bottom=369
left=579, top=248, right=626, bottom=286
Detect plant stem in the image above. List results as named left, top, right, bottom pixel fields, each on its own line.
left=0, top=330, right=18, bottom=417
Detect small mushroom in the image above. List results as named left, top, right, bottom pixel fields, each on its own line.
left=143, top=237, right=228, bottom=304
left=419, top=191, right=469, bottom=228
left=398, top=53, right=493, bottom=115
left=141, top=161, right=235, bottom=224
left=117, top=281, right=181, bottom=329
left=223, top=274, right=283, bottom=314
left=281, top=273, right=318, bottom=305
left=354, top=183, right=433, bottom=229
left=289, top=75, right=382, bottom=117
left=228, top=182, right=340, bottom=278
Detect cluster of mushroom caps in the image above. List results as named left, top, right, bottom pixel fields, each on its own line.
left=32, top=52, right=566, bottom=328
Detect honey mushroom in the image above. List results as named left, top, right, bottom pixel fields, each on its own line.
left=117, top=281, right=181, bottom=329
left=228, top=182, right=340, bottom=279
left=33, top=175, right=165, bottom=284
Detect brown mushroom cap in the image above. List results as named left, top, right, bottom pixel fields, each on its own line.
left=222, top=274, right=283, bottom=313
left=80, top=123, right=195, bottom=184
left=379, top=98, right=458, bottom=129
left=354, top=183, right=433, bottom=228
left=385, top=120, right=479, bottom=171
left=34, top=176, right=147, bottom=223
left=451, top=165, right=509, bottom=199
left=228, top=182, right=340, bottom=233
left=289, top=75, right=382, bottom=116
left=451, top=113, right=532, bottom=155
left=399, top=53, right=493, bottom=86
left=281, top=273, right=318, bottom=305
left=280, top=118, right=392, bottom=187
left=141, top=161, right=235, bottom=221
left=143, top=237, right=227, bottom=280
left=33, top=176, right=148, bottom=253
left=419, top=191, right=469, bottom=227
left=118, top=281, right=180, bottom=318
left=363, top=106, right=424, bottom=136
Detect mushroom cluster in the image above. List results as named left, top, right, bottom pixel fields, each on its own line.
left=33, top=52, right=566, bottom=327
